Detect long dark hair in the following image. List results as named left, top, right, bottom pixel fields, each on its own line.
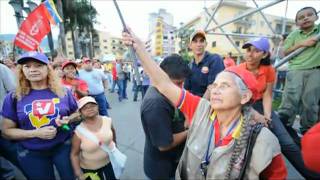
left=260, top=52, right=271, bottom=65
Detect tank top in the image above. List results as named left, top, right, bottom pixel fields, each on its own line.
left=75, top=116, right=113, bottom=170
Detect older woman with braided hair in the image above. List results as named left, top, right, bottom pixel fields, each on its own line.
left=122, top=28, right=287, bottom=179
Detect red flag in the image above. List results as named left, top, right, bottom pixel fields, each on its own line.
left=14, top=4, right=51, bottom=51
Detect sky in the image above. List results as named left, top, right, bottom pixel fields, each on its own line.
left=1, top=0, right=320, bottom=41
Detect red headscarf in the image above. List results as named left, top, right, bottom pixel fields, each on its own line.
left=225, top=66, right=260, bottom=102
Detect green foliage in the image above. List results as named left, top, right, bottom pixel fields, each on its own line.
left=62, top=0, right=98, bottom=32
left=177, top=27, right=194, bottom=62
left=272, top=96, right=282, bottom=110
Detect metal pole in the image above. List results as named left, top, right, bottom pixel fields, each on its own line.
left=274, top=33, right=320, bottom=69
left=56, top=0, right=67, bottom=56
left=207, top=32, right=277, bottom=38
left=112, top=0, right=141, bottom=85
left=206, top=0, right=284, bottom=32
left=203, top=0, right=223, bottom=31
left=204, top=8, right=242, bottom=54
left=252, top=0, right=276, bottom=34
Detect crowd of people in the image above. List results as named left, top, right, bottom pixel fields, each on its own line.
left=0, top=6, right=319, bottom=180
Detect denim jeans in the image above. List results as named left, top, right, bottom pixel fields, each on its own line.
left=141, top=85, right=149, bottom=98
left=17, top=140, right=74, bottom=180
left=0, top=135, right=21, bottom=169
left=132, top=79, right=137, bottom=91
left=253, top=100, right=320, bottom=179
left=90, top=93, right=109, bottom=116
left=0, top=157, right=15, bottom=180
left=133, top=85, right=142, bottom=101
left=133, top=85, right=149, bottom=101
left=111, top=80, right=118, bottom=93
left=123, top=79, right=128, bottom=99
left=117, top=79, right=125, bottom=101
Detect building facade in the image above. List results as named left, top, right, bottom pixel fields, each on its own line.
left=177, top=1, right=295, bottom=58
left=65, top=30, right=127, bottom=60
left=147, top=9, right=176, bottom=57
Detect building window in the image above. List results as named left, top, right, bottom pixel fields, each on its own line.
left=112, top=46, right=116, bottom=49
left=286, top=25, right=292, bottom=33
left=212, top=41, right=216, bottom=48
left=112, top=40, right=116, bottom=43
left=235, top=41, right=240, bottom=47
left=275, top=23, right=282, bottom=34
left=103, top=40, right=107, bottom=42
left=67, top=38, right=72, bottom=41
left=67, top=45, right=73, bottom=48
left=104, top=46, right=108, bottom=49
left=68, top=52, right=73, bottom=55
left=163, top=36, right=168, bottom=40
left=236, top=27, right=242, bottom=33
left=260, top=21, right=265, bottom=27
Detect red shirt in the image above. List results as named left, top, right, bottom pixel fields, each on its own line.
left=176, top=90, right=287, bottom=179
left=238, top=63, right=276, bottom=100
left=61, top=78, right=88, bottom=100
left=224, top=58, right=236, bottom=68
left=112, top=65, right=117, bottom=80
left=302, top=122, right=320, bottom=173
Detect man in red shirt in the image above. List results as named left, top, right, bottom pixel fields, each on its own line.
left=110, top=61, right=118, bottom=93
left=223, top=52, right=236, bottom=68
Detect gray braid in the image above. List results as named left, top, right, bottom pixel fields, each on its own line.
left=224, top=105, right=252, bottom=180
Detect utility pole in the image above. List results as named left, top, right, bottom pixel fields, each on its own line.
left=56, top=0, right=66, bottom=56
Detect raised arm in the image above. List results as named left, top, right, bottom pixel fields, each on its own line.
left=122, top=29, right=181, bottom=105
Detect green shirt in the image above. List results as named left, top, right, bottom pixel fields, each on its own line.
left=284, top=24, right=320, bottom=70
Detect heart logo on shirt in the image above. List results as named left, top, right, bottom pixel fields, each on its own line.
left=201, top=66, right=209, bottom=74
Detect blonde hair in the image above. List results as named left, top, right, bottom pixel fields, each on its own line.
left=15, top=64, right=65, bottom=100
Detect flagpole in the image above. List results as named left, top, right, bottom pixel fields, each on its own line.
left=112, top=0, right=141, bottom=85
left=12, top=44, right=16, bottom=62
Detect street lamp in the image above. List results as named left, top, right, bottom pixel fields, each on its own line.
left=26, top=0, right=38, bottom=11
left=9, top=0, right=24, bottom=27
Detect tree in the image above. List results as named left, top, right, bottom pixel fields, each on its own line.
left=177, top=24, right=194, bottom=62
left=62, top=0, right=98, bottom=58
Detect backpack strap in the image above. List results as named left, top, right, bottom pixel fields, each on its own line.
left=238, top=123, right=264, bottom=180
left=76, top=125, right=112, bottom=154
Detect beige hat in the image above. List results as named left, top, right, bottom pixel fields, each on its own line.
left=190, top=29, right=206, bottom=42
left=78, top=96, right=97, bottom=110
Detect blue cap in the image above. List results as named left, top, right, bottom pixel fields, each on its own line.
left=242, top=37, right=270, bottom=52
left=17, top=51, right=49, bottom=65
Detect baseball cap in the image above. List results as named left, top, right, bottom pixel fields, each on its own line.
left=190, top=29, right=206, bottom=42
left=61, top=61, right=77, bottom=70
left=78, top=96, right=97, bottom=110
left=225, top=66, right=259, bottom=102
left=17, top=51, right=49, bottom=65
left=242, top=37, right=270, bottom=52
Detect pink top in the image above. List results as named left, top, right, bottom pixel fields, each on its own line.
left=75, top=116, right=113, bottom=170
left=224, top=57, right=236, bottom=68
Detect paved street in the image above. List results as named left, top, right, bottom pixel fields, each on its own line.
left=13, top=82, right=304, bottom=179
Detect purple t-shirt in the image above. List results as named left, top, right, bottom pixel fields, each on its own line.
left=2, top=88, right=78, bottom=150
